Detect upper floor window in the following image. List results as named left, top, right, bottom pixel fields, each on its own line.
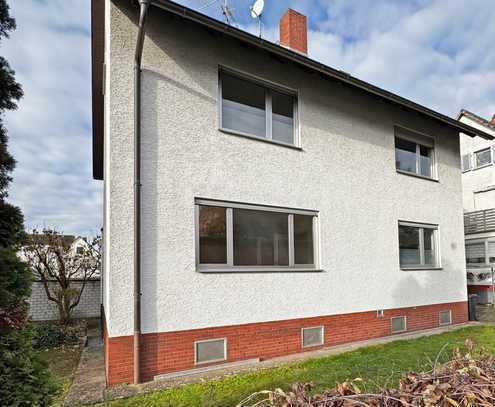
left=196, top=199, right=318, bottom=272
left=466, top=239, right=495, bottom=265
left=461, top=154, right=472, bottom=172
left=220, top=70, right=297, bottom=147
left=474, top=147, right=492, bottom=169
left=398, top=221, right=439, bottom=269
left=395, top=128, right=435, bottom=179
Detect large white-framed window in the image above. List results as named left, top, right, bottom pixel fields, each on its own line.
left=474, top=147, right=492, bottom=169
left=394, top=127, right=436, bottom=180
left=219, top=68, right=299, bottom=148
left=465, top=238, right=495, bottom=265
left=398, top=221, right=439, bottom=269
left=195, top=199, right=319, bottom=272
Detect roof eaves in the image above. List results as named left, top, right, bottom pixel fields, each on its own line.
left=150, top=0, right=494, bottom=141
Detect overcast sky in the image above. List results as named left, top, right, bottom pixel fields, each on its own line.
left=2, top=0, right=495, bottom=236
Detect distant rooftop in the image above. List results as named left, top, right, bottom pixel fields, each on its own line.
left=458, top=109, right=495, bottom=131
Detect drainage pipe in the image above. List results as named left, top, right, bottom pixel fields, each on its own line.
left=133, top=0, right=151, bottom=385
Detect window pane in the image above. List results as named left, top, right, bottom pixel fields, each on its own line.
left=294, top=215, right=314, bottom=264
left=475, top=148, right=491, bottom=167
left=195, top=339, right=225, bottom=364
left=233, top=209, right=288, bottom=266
left=272, top=90, right=294, bottom=144
left=199, top=206, right=227, bottom=264
left=461, top=154, right=471, bottom=171
left=222, top=73, right=266, bottom=138
left=395, top=138, right=417, bottom=173
left=466, top=242, right=485, bottom=264
left=423, top=228, right=435, bottom=265
left=419, top=145, right=432, bottom=177
left=488, top=241, right=495, bottom=263
left=399, top=225, right=420, bottom=265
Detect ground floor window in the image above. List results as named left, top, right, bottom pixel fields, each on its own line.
left=196, top=199, right=319, bottom=272
left=465, top=238, right=495, bottom=266
left=398, top=221, right=439, bottom=269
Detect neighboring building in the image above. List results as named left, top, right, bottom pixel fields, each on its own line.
left=91, top=0, right=493, bottom=385
left=20, top=235, right=101, bottom=321
left=458, top=110, right=495, bottom=304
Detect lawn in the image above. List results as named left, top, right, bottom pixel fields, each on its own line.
left=97, top=325, right=495, bottom=407
left=37, top=345, right=82, bottom=407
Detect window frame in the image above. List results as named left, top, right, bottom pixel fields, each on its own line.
left=194, top=338, right=227, bottom=365
left=195, top=198, right=320, bottom=273
left=301, top=326, right=325, bottom=348
left=398, top=221, right=440, bottom=270
left=391, top=316, right=407, bottom=334
left=218, top=67, right=300, bottom=149
left=394, top=126, right=437, bottom=181
left=465, top=238, right=495, bottom=265
left=461, top=153, right=472, bottom=172
left=473, top=147, right=492, bottom=170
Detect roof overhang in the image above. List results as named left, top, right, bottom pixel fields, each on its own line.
left=91, top=0, right=494, bottom=180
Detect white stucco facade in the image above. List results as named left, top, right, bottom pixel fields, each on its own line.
left=103, top=1, right=468, bottom=338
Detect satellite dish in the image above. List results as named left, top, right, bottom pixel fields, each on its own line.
left=250, top=0, right=264, bottom=18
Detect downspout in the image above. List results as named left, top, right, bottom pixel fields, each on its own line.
left=133, top=0, right=150, bottom=385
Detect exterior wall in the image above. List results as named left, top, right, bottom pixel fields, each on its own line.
left=105, top=301, right=467, bottom=385
left=28, top=280, right=101, bottom=321
left=459, top=116, right=495, bottom=212
left=104, top=1, right=470, bottom=382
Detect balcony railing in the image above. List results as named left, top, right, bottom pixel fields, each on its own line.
left=464, top=208, right=495, bottom=235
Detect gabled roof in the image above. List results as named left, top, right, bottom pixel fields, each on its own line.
left=457, top=109, right=495, bottom=132
left=91, top=0, right=494, bottom=180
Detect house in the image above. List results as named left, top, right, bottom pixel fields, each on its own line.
left=458, top=110, right=495, bottom=304
left=91, top=0, right=494, bottom=386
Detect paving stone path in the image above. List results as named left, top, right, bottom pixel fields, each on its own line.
left=64, top=328, right=105, bottom=406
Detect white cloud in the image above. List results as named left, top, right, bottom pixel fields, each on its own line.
left=3, top=0, right=101, bottom=237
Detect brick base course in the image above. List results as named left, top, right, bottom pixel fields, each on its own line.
left=104, top=301, right=468, bottom=385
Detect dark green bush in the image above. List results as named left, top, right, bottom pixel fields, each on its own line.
left=32, top=320, right=87, bottom=349
left=0, top=328, right=55, bottom=406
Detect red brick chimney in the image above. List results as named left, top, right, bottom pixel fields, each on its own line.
left=279, top=9, right=307, bottom=55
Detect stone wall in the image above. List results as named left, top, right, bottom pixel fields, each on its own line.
left=28, top=279, right=101, bottom=321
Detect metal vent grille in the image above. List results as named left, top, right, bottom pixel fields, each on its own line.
left=195, top=338, right=227, bottom=364
left=439, top=310, right=452, bottom=326
left=302, top=326, right=324, bottom=348
left=391, top=316, right=407, bottom=334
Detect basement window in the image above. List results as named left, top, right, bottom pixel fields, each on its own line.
left=302, top=326, right=324, bottom=348
left=220, top=69, right=298, bottom=147
left=196, top=199, right=319, bottom=272
left=398, top=221, right=439, bottom=269
left=395, top=127, right=435, bottom=179
left=195, top=338, right=227, bottom=365
left=391, top=316, right=407, bottom=334
left=439, top=310, right=452, bottom=326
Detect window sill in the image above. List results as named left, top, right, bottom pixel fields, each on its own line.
left=396, top=169, right=439, bottom=182
left=400, top=266, right=443, bottom=271
left=219, top=128, right=303, bottom=151
left=472, top=163, right=493, bottom=171
left=197, top=267, right=323, bottom=273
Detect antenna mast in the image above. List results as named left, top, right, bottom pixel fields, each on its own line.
left=221, top=0, right=235, bottom=25
left=250, top=0, right=264, bottom=37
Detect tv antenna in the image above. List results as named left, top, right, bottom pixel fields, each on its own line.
left=250, top=0, right=264, bottom=37
left=221, top=0, right=236, bottom=25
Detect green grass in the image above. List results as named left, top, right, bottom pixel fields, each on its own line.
left=37, top=345, right=82, bottom=407
left=96, top=325, right=495, bottom=407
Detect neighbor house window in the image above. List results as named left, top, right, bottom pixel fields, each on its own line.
left=395, top=128, right=435, bottom=179
left=398, top=221, right=438, bottom=268
left=461, top=154, right=471, bottom=172
left=220, top=70, right=297, bottom=146
left=474, top=148, right=492, bottom=168
left=196, top=199, right=318, bottom=272
left=465, top=239, right=495, bottom=265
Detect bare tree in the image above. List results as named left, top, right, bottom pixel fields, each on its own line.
left=23, top=229, right=101, bottom=325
